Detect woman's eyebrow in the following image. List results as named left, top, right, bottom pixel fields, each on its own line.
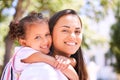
left=61, top=26, right=81, bottom=29
left=62, top=25, right=70, bottom=28
left=76, top=27, right=81, bottom=29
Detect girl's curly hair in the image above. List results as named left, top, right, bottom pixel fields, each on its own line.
left=9, top=12, right=48, bottom=40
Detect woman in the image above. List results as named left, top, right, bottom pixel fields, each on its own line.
left=19, top=9, right=88, bottom=80
left=49, top=9, right=88, bottom=80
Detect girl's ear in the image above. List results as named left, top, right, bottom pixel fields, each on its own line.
left=18, top=38, right=26, bottom=46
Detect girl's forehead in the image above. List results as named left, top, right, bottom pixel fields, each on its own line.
left=26, top=21, right=47, bottom=27
left=25, top=22, right=48, bottom=31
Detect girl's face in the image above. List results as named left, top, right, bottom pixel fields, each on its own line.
left=20, top=22, right=52, bottom=54
left=52, top=14, right=82, bottom=57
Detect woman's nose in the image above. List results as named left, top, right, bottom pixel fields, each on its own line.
left=69, top=33, right=76, bottom=40
left=71, top=33, right=76, bottom=38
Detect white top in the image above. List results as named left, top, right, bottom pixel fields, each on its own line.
left=14, top=46, right=68, bottom=80
left=19, top=63, right=68, bottom=80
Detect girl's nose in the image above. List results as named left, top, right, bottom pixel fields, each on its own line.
left=42, top=38, right=48, bottom=45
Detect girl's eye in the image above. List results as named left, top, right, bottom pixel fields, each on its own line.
left=35, top=36, right=41, bottom=39
left=46, top=33, right=51, bottom=37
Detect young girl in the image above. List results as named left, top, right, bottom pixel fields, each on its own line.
left=1, top=12, right=77, bottom=80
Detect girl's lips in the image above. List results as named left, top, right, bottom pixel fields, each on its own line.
left=40, top=45, right=50, bottom=49
left=41, top=46, right=48, bottom=49
left=40, top=46, right=50, bottom=51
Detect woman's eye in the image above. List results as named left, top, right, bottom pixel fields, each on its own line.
left=62, top=29, right=68, bottom=32
left=75, top=31, right=81, bottom=34
left=35, top=36, right=41, bottom=39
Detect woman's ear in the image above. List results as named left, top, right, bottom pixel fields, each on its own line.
left=18, top=38, right=26, bottom=46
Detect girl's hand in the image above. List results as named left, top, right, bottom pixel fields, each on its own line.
left=54, top=55, right=71, bottom=70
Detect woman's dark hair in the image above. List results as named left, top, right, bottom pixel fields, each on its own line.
left=49, top=9, right=88, bottom=80
left=9, top=12, right=48, bottom=40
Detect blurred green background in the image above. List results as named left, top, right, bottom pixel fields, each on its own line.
left=0, top=0, right=120, bottom=80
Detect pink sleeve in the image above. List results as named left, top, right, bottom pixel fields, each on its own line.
left=14, top=47, right=39, bottom=72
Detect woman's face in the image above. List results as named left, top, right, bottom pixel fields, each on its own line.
left=52, top=14, right=82, bottom=57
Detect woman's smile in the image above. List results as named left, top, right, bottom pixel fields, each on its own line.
left=64, top=42, right=77, bottom=46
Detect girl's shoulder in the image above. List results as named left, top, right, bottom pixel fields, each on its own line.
left=14, top=46, right=39, bottom=60
left=15, top=46, right=38, bottom=54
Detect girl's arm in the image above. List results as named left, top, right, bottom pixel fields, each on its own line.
left=21, top=52, right=79, bottom=80
left=21, top=52, right=58, bottom=67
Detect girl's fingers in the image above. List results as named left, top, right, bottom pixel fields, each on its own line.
left=55, top=55, right=71, bottom=70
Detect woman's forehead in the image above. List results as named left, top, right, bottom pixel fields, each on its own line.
left=55, top=15, right=81, bottom=28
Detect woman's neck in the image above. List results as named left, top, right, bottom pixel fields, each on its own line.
left=52, top=50, right=70, bottom=57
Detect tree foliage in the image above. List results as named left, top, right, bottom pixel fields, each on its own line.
left=109, top=0, right=120, bottom=73
left=0, top=0, right=13, bottom=22
left=110, top=18, right=120, bottom=73
left=110, top=15, right=120, bottom=73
